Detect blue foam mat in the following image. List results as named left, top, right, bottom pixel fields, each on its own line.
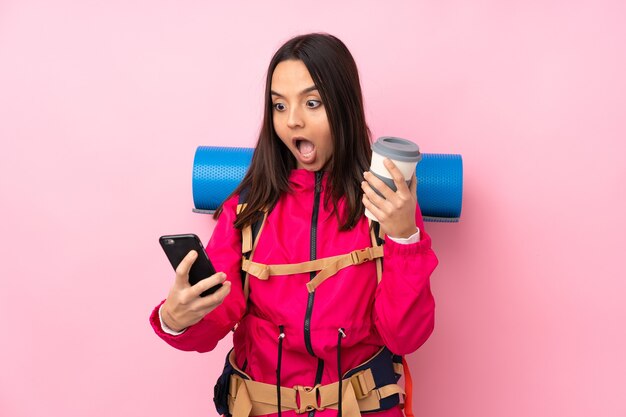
left=192, top=146, right=463, bottom=222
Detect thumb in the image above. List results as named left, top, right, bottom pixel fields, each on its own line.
left=174, top=250, right=197, bottom=287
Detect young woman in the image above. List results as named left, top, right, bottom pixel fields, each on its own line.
left=150, top=33, right=438, bottom=417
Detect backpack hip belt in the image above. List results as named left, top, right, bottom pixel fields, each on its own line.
left=224, top=348, right=405, bottom=417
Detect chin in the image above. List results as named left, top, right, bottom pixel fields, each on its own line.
left=301, top=161, right=328, bottom=172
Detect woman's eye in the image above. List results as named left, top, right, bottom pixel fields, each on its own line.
left=273, top=103, right=286, bottom=111
left=306, top=100, right=321, bottom=109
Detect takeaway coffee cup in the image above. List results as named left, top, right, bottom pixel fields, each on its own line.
left=364, top=136, right=422, bottom=221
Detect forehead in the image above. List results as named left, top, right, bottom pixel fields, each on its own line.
left=271, top=59, right=315, bottom=92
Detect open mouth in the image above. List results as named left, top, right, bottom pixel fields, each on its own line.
left=294, top=138, right=315, bottom=158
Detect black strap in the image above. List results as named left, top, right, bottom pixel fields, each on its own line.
left=371, top=220, right=385, bottom=247
left=337, top=328, right=346, bottom=417
left=277, top=325, right=285, bottom=417
left=371, top=221, right=385, bottom=277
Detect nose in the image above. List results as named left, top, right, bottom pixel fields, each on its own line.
left=287, top=106, right=304, bottom=129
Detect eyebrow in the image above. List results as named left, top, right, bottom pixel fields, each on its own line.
left=270, top=85, right=318, bottom=98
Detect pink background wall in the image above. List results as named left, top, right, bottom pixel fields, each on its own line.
left=1, top=1, right=624, bottom=416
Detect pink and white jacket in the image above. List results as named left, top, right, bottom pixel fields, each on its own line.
left=150, top=169, right=438, bottom=417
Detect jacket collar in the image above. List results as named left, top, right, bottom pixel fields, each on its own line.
left=288, top=169, right=328, bottom=192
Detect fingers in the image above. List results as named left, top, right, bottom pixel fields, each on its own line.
left=363, top=159, right=411, bottom=201
left=174, top=250, right=198, bottom=287
left=383, top=159, right=412, bottom=195
left=361, top=177, right=387, bottom=207
left=362, top=191, right=387, bottom=222
left=362, top=159, right=418, bottom=238
left=190, top=272, right=228, bottom=298
left=362, top=171, right=395, bottom=201
left=169, top=272, right=231, bottom=321
left=196, top=279, right=232, bottom=311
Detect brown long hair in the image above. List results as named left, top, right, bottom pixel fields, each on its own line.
left=214, top=33, right=372, bottom=230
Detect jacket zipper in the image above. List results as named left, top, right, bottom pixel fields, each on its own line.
left=304, top=170, right=323, bottom=356
left=305, top=171, right=324, bottom=417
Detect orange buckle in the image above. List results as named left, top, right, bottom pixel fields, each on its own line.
left=294, top=384, right=324, bottom=413
left=350, top=249, right=371, bottom=265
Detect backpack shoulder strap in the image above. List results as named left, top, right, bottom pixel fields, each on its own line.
left=238, top=188, right=268, bottom=301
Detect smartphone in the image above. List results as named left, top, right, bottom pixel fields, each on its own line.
left=159, top=234, right=222, bottom=297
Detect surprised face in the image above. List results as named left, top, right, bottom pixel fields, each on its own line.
left=271, top=59, right=333, bottom=171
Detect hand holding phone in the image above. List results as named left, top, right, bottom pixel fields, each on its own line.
left=159, top=234, right=222, bottom=297
left=158, top=234, right=231, bottom=333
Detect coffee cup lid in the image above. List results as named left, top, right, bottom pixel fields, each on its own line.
left=372, top=137, right=422, bottom=162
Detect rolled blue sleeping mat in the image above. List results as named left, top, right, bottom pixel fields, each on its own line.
left=192, top=146, right=463, bottom=222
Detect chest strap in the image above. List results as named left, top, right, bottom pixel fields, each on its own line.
left=241, top=245, right=384, bottom=293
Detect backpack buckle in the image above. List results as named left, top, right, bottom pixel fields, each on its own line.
left=350, top=248, right=372, bottom=265
left=294, top=384, right=324, bottom=413
left=349, top=369, right=376, bottom=400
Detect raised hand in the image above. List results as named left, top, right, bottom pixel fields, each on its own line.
left=361, top=158, right=419, bottom=239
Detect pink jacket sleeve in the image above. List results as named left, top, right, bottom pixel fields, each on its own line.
left=149, top=196, right=246, bottom=352
left=373, top=203, right=438, bottom=355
